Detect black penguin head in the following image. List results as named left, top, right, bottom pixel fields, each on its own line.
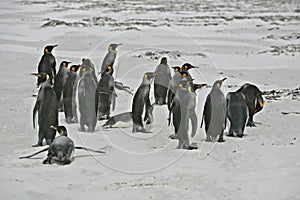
left=61, top=61, right=71, bottom=68
left=31, top=72, right=49, bottom=83
left=108, top=43, right=122, bottom=51
left=178, top=79, right=191, bottom=89
left=192, top=83, right=207, bottom=92
left=50, top=125, right=68, bottom=136
left=255, top=94, right=264, bottom=113
left=181, top=63, right=198, bottom=71
left=44, top=45, right=58, bottom=53
left=179, top=71, right=189, bottom=79
left=213, top=78, right=227, bottom=88
left=160, top=57, right=168, bottom=65
left=70, top=65, right=80, bottom=72
left=143, top=72, right=157, bottom=80
left=172, top=66, right=181, bottom=72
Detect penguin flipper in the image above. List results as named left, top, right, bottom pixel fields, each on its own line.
left=75, top=146, right=105, bottom=154
left=33, top=99, right=40, bottom=129
left=19, top=147, right=49, bottom=159
left=190, top=110, right=198, bottom=138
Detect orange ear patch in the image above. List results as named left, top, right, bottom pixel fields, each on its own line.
left=44, top=49, right=49, bottom=53
left=259, top=101, right=264, bottom=108
left=144, top=74, right=148, bottom=79
left=178, top=83, right=183, bottom=88
left=184, top=65, right=188, bottom=69
left=182, top=73, right=187, bottom=77
left=107, top=66, right=112, bottom=71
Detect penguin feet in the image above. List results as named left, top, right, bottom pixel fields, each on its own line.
left=32, top=142, right=43, bottom=147
left=132, top=126, right=152, bottom=133
left=169, top=134, right=179, bottom=139
left=218, top=137, right=225, bottom=143
left=186, top=143, right=198, bottom=150
left=78, top=127, right=85, bottom=132
left=247, top=120, right=256, bottom=127
left=42, top=157, right=52, bottom=164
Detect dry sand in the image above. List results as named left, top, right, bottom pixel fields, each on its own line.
left=0, top=0, right=299, bottom=199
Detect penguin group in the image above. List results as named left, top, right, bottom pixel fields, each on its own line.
left=21, top=43, right=265, bottom=165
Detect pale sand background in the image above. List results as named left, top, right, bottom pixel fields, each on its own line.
left=0, top=0, right=299, bottom=199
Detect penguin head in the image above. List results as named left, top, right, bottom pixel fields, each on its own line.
left=31, top=72, right=49, bottom=83
left=70, top=65, right=80, bottom=72
left=178, top=79, right=191, bottom=89
left=50, top=125, right=68, bottom=136
left=61, top=61, right=71, bottom=68
left=172, top=66, right=181, bottom=72
left=108, top=43, right=122, bottom=51
left=181, top=63, right=198, bottom=71
left=143, top=72, right=157, bottom=80
left=179, top=71, right=189, bottom=78
left=213, top=78, right=227, bottom=89
left=255, top=94, right=264, bottom=113
left=44, top=45, right=58, bottom=53
left=192, top=83, right=207, bottom=92
left=160, top=57, right=168, bottom=65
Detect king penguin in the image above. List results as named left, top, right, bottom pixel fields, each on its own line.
left=37, top=45, right=57, bottom=87
left=154, top=57, right=171, bottom=105
left=54, top=61, right=71, bottom=111
left=63, top=64, right=80, bottom=123
left=236, top=83, right=264, bottom=127
left=180, top=63, right=198, bottom=80
left=32, top=72, right=58, bottom=146
left=201, top=78, right=227, bottom=142
left=100, top=43, right=122, bottom=79
left=77, top=66, right=98, bottom=132
left=96, top=65, right=115, bottom=120
left=132, top=72, right=157, bottom=133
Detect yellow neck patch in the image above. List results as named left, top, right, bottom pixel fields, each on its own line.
left=259, top=101, right=264, bottom=108
left=144, top=74, right=148, bottom=79
left=178, top=83, right=183, bottom=88
left=217, top=83, right=220, bottom=88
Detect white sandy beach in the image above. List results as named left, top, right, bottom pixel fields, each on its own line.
left=0, top=0, right=299, bottom=199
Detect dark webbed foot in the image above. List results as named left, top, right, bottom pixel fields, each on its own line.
left=247, top=120, right=256, bottom=127
left=169, top=134, right=179, bottom=139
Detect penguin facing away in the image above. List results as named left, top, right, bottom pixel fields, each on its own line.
left=226, top=91, right=248, bottom=138
left=167, top=66, right=181, bottom=112
left=96, top=65, right=115, bottom=120
left=201, top=78, right=227, bottom=142
left=37, top=45, right=57, bottom=87
left=132, top=72, right=157, bottom=133
left=54, top=61, right=71, bottom=111
left=63, top=64, right=80, bottom=123
left=236, top=83, right=264, bottom=127
left=154, top=57, right=171, bottom=105
left=32, top=72, right=58, bottom=147
left=77, top=66, right=98, bottom=132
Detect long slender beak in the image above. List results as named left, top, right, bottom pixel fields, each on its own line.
left=50, top=126, right=57, bottom=130
left=222, top=77, right=227, bottom=82
left=30, top=73, right=41, bottom=77
left=53, top=44, right=58, bottom=47
left=192, top=65, right=199, bottom=68
left=67, top=61, right=72, bottom=64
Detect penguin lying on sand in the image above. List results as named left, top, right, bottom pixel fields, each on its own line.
left=19, top=126, right=105, bottom=165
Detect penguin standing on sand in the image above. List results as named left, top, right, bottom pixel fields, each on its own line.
left=167, top=70, right=192, bottom=125
left=77, top=66, right=98, bottom=132
left=154, top=57, right=171, bottom=105
left=236, top=83, right=264, bottom=127
left=96, top=65, right=115, bottom=120
left=201, top=78, right=227, bottom=142
left=63, top=65, right=80, bottom=123
left=32, top=72, right=58, bottom=146
left=100, top=43, right=122, bottom=79
left=226, top=91, right=248, bottom=137
left=170, top=80, right=206, bottom=145
left=37, top=45, right=57, bottom=87
left=54, top=61, right=71, bottom=111
left=132, top=72, right=157, bottom=133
